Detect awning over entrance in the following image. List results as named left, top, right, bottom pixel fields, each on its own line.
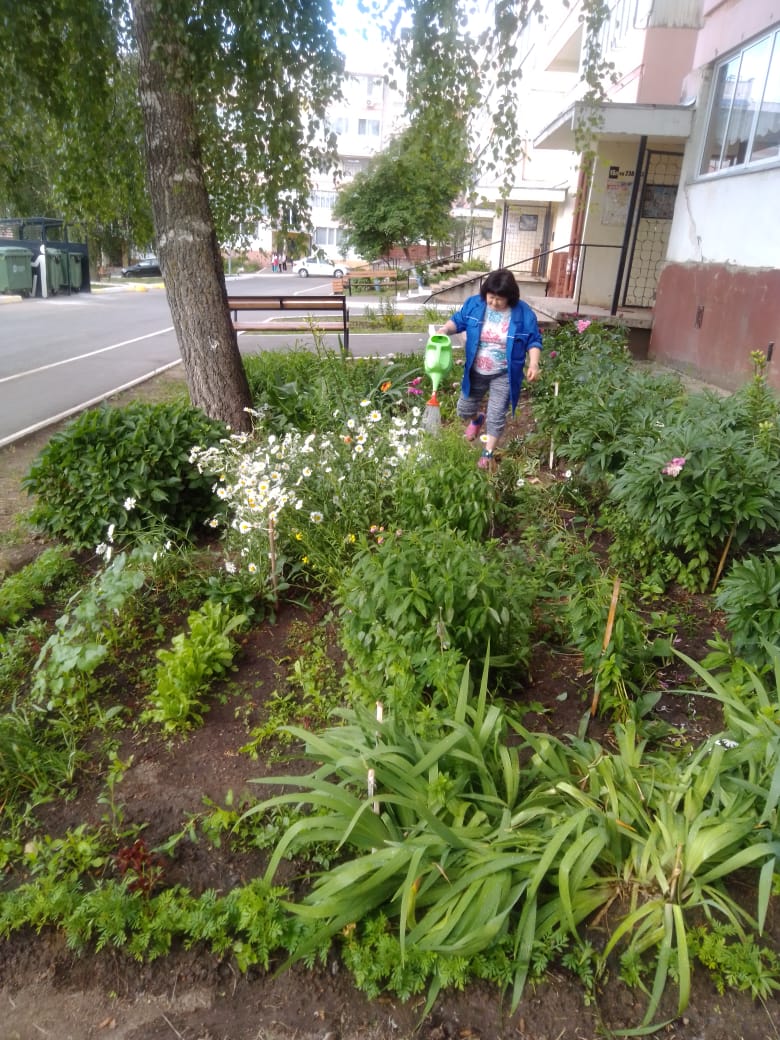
left=476, top=185, right=568, bottom=205
left=534, top=101, right=695, bottom=151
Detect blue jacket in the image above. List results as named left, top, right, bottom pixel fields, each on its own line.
left=449, top=294, right=543, bottom=412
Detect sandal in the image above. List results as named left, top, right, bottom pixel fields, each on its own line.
left=464, top=414, right=485, bottom=441
left=477, top=450, right=494, bottom=470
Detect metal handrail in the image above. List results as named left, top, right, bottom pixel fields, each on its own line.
left=423, top=241, right=624, bottom=315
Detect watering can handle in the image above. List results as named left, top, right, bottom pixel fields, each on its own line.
left=424, top=334, right=452, bottom=372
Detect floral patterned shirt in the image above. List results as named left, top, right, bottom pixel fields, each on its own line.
left=473, top=307, right=510, bottom=374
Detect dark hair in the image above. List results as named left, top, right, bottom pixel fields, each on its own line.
left=480, top=269, right=520, bottom=307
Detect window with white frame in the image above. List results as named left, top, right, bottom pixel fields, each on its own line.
left=699, top=26, right=780, bottom=175
left=358, top=118, right=380, bottom=137
left=314, top=227, right=345, bottom=247
left=311, top=191, right=338, bottom=209
left=366, top=76, right=383, bottom=108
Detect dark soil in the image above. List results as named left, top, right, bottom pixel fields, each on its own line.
left=2, top=370, right=779, bottom=1040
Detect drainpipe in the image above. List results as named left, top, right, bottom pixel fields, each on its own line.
left=566, top=160, right=589, bottom=297
left=498, top=200, right=509, bottom=268
left=611, top=135, right=647, bottom=316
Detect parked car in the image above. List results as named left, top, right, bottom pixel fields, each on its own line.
left=292, top=255, right=345, bottom=278
left=121, top=257, right=162, bottom=278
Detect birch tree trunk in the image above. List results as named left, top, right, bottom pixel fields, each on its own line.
left=131, top=0, right=252, bottom=432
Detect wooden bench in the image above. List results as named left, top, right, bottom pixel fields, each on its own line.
left=344, top=271, right=402, bottom=295
left=227, top=295, right=349, bottom=351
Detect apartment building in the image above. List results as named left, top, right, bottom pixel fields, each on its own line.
left=233, top=52, right=404, bottom=263
left=650, top=0, right=780, bottom=389
left=508, top=0, right=778, bottom=390
left=309, top=62, right=406, bottom=260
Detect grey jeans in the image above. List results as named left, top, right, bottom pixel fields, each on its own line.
left=456, top=370, right=511, bottom=440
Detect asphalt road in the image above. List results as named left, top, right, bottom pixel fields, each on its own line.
left=0, top=273, right=434, bottom=448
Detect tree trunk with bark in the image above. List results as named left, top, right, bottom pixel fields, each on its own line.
left=131, top=0, right=252, bottom=432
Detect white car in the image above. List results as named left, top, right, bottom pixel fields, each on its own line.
left=293, top=255, right=346, bottom=278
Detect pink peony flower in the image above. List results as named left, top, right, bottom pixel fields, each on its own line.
left=575, top=319, right=592, bottom=333
left=661, top=456, right=687, bottom=477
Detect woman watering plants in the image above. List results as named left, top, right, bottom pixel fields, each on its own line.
left=437, top=268, right=542, bottom=469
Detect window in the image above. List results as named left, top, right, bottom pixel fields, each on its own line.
left=329, top=116, right=348, bottom=136
left=341, top=158, right=368, bottom=178
left=366, top=76, right=383, bottom=107
left=700, top=27, right=780, bottom=175
left=314, top=227, right=345, bottom=247
left=311, top=191, right=338, bottom=209
left=358, top=119, right=380, bottom=137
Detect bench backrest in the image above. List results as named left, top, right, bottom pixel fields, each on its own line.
left=227, top=295, right=346, bottom=312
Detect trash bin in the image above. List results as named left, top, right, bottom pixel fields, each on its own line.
left=45, top=248, right=64, bottom=295
left=66, top=252, right=83, bottom=291
left=0, top=246, right=33, bottom=296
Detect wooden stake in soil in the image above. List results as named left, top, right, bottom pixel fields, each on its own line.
left=711, top=521, right=737, bottom=592
left=268, top=516, right=279, bottom=608
left=588, top=576, right=622, bottom=721
left=549, top=382, right=559, bottom=470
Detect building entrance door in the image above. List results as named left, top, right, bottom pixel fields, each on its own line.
left=623, top=150, right=683, bottom=307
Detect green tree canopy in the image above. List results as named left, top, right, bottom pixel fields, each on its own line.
left=333, top=118, right=471, bottom=260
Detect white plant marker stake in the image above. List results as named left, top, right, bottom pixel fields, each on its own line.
left=549, top=381, right=559, bottom=470
left=368, top=702, right=383, bottom=815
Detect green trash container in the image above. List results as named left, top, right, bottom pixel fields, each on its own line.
left=45, top=248, right=64, bottom=295
left=66, top=252, right=83, bottom=291
left=0, top=246, right=33, bottom=296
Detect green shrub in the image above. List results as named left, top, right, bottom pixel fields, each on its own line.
left=24, top=402, right=227, bottom=547
left=716, top=550, right=780, bottom=664
left=243, top=346, right=421, bottom=437
left=336, top=526, right=535, bottom=717
left=0, top=546, right=76, bottom=627
left=609, top=416, right=780, bottom=592
left=143, top=601, right=247, bottom=733
left=389, top=428, right=494, bottom=539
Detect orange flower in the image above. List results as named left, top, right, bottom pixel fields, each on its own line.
left=381, top=381, right=392, bottom=392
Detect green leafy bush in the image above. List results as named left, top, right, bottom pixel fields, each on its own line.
left=716, top=549, right=780, bottom=664
left=531, top=323, right=685, bottom=481
left=609, top=416, right=780, bottom=591
left=336, top=526, right=535, bottom=717
left=389, top=428, right=494, bottom=539
left=24, top=402, right=227, bottom=547
left=0, top=546, right=76, bottom=627
left=243, top=346, right=421, bottom=436
left=31, top=550, right=148, bottom=715
left=143, top=601, right=247, bottom=733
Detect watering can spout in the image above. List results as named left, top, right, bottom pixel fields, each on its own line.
left=424, top=334, right=453, bottom=394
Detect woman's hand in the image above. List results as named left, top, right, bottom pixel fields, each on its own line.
left=526, top=347, right=542, bottom=381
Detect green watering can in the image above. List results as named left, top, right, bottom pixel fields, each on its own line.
left=424, top=334, right=453, bottom=394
